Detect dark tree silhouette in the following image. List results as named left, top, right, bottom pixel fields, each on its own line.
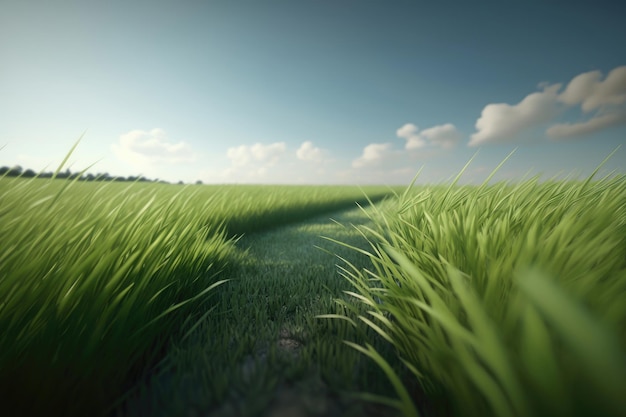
left=0, top=165, right=178, bottom=184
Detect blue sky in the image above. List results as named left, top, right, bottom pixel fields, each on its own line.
left=1, top=0, right=625, bottom=184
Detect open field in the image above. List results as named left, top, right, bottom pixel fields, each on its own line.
left=1, top=159, right=625, bottom=417
left=0, top=174, right=395, bottom=416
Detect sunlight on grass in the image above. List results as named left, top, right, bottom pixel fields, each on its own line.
left=330, top=152, right=626, bottom=417
left=2, top=143, right=625, bottom=417
left=0, top=165, right=393, bottom=416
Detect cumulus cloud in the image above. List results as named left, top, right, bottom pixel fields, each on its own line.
left=397, top=123, right=427, bottom=149
left=469, top=83, right=562, bottom=146
left=221, top=142, right=288, bottom=181
left=558, top=66, right=626, bottom=112
left=296, top=141, right=323, bottom=162
left=226, top=142, right=286, bottom=167
left=352, top=143, right=393, bottom=168
left=420, top=124, right=463, bottom=149
left=470, top=66, right=626, bottom=146
left=546, top=111, right=626, bottom=139
left=112, top=128, right=196, bottom=166
left=546, top=66, right=626, bottom=139
left=397, top=123, right=462, bottom=150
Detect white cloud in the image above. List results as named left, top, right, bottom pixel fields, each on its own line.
left=112, top=128, right=196, bottom=168
left=397, top=122, right=461, bottom=150
left=226, top=142, right=286, bottom=167
left=471, top=66, right=626, bottom=146
left=469, top=83, right=562, bottom=146
left=222, top=142, right=287, bottom=181
left=296, top=141, right=323, bottom=162
left=558, top=66, right=626, bottom=112
left=397, top=123, right=427, bottom=149
left=352, top=143, right=393, bottom=168
left=420, top=124, right=462, bottom=149
left=546, top=111, right=626, bottom=139
left=545, top=66, right=626, bottom=139
left=396, top=123, right=418, bottom=138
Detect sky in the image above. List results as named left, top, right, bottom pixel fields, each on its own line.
left=1, top=0, right=625, bottom=185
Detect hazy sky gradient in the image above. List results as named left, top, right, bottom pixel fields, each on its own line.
left=1, top=0, right=625, bottom=184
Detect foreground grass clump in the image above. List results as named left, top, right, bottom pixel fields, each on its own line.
left=0, top=177, right=236, bottom=416
left=333, top=160, right=626, bottom=417
left=0, top=174, right=392, bottom=417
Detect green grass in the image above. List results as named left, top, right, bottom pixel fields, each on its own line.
left=329, top=158, right=626, bottom=417
left=3, top=148, right=625, bottom=417
left=115, top=204, right=405, bottom=417
left=0, top=173, right=393, bottom=417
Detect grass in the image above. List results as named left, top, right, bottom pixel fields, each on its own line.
left=2, top=147, right=625, bottom=417
left=0, top=172, right=394, bottom=417
left=328, top=154, right=626, bottom=417
left=115, top=204, right=406, bottom=417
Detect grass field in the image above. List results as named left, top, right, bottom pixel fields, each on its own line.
left=1, top=154, right=625, bottom=417
left=0, top=173, right=395, bottom=416
left=116, top=203, right=406, bottom=417
left=329, top=157, right=626, bottom=417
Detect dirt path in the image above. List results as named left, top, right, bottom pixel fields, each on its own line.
left=116, top=203, right=401, bottom=417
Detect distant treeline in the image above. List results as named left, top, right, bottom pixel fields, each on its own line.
left=0, top=165, right=198, bottom=185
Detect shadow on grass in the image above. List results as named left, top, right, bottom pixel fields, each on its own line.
left=223, top=193, right=393, bottom=237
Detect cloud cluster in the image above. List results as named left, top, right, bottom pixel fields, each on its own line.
left=546, top=111, right=626, bottom=139
left=470, top=65, right=626, bottom=145
left=419, top=124, right=463, bottom=149
left=226, top=142, right=286, bottom=167
left=119, top=67, right=626, bottom=185
left=112, top=128, right=196, bottom=167
left=469, top=84, right=562, bottom=146
left=352, top=121, right=461, bottom=171
left=220, top=141, right=332, bottom=181
left=221, top=142, right=287, bottom=179
left=352, top=143, right=393, bottom=168
left=296, top=141, right=323, bottom=162
left=558, top=66, right=626, bottom=112
left=548, top=66, right=626, bottom=139
left=396, top=123, right=426, bottom=149
left=397, top=123, right=462, bottom=150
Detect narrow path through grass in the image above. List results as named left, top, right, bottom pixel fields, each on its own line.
left=116, top=202, right=403, bottom=417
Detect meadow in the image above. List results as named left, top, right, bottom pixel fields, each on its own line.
left=0, top=171, right=394, bottom=416
left=1, top=153, right=625, bottom=417
left=328, top=154, right=626, bottom=417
